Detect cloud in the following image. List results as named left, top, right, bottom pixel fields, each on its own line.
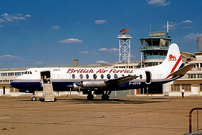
left=51, top=26, right=60, bottom=29
left=184, top=33, right=202, bottom=40
left=0, top=55, right=22, bottom=61
left=164, top=20, right=193, bottom=30
left=163, top=22, right=178, bottom=30
left=94, top=20, right=107, bottom=24
left=36, top=61, right=42, bottom=64
left=182, top=20, right=192, bottom=23
left=0, top=18, right=5, bottom=23
left=147, top=0, right=170, bottom=6
left=99, top=48, right=119, bottom=52
left=25, top=14, right=31, bottom=18
left=96, top=60, right=110, bottom=64
left=182, top=26, right=193, bottom=29
left=0, top=13, right=31, bottom=23
left=79, top=51, right=89, bottom=54
left=58, top=38, right=83, bottom=44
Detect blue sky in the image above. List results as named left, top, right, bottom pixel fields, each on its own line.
left=0, top=0, right=202, bottom=68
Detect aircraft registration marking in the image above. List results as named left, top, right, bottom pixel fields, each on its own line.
left=129, top=82, right=141, bottom=85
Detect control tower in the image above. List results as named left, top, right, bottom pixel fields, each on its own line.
left=118, top=29, right=132, bottom=63
left=139, top=32, right=171, bottom=67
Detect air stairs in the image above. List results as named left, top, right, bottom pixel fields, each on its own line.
left=42, top=82, right=55, bottom=102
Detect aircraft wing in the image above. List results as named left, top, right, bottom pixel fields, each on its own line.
left=171, top=63, right=195, bottom=76
left=105, top=75, right=138, bottom=86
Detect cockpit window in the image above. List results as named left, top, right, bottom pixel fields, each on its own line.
left=24, top=71, right=32, bottom=74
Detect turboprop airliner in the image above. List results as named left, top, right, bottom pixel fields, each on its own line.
left=11, top=43, right=195, bottom=101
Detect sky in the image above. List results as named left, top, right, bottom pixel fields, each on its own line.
left=0, top=0, right=202, bottom=68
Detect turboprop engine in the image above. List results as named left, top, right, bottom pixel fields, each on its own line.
left=71, top=81, right=107, bottom=91
left=81, top=81, right=107, bottom=88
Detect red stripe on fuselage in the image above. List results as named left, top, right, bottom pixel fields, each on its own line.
left=166, top=56, right=182, bottom=78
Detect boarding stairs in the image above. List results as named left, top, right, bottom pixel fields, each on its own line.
left=42, top=81, right=55, bottom=102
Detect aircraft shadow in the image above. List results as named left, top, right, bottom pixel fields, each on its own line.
left=56, top=98, right=170, bottom=104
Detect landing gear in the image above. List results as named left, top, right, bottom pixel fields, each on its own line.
left=87, top=94, right=94, bottom=100
left=39, top=97, right=45, bottom=102
left=101, top=91, right=111, bottom=100
left=101, top=94, right=109, bottom=100
left=31, top=96, right=37, bottom=101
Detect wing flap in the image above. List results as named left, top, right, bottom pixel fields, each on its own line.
left=171, top=63, right=195, bottom=76
left=105, top=75, right=138, bottom=86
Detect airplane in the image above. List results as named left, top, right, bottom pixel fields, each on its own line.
left=10, top=43, right=195, bottom=101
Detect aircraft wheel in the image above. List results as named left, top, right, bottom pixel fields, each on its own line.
left=54, top=98, right=57, bottom=102
left=31, top=96, right=37, bottom=101
left=87, top=94, right=94, bottom=100
left=102, top=94, right=109, bottom=100
left=40, top=98, right=45, bottom=102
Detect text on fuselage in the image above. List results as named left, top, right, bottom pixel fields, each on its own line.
left=66, top=69, right=133, bottom=74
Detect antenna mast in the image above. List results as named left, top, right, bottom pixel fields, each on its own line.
left=167, top=21, right=169, bottom=36
left=197, top=36, right=201, bottom=52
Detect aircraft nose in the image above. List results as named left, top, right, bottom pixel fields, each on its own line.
left=10, top=81, right=19, bottom=88
left=10, top=81, right=16, bottom=87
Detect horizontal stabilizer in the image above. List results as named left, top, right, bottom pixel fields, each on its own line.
left=171, top=63, right=195, bottom=76
left=105, top=75, right=138, bottom=86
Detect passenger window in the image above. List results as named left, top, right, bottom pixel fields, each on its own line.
left=86, top=74, right=89, bottom=79
left=72, top=74, right=75, bottom=79
left=114, top=74, right=118, bottom=78
left=101, top=74, right=104, bottom=79
left=80, top=74, right=83, bottom=79
left=140, top=75, right=142, bottom=79
left=107, top=74, right=111, bottom=79
left=93, top=74, right=97, bottom=79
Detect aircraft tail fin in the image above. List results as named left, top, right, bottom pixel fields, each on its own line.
left=159, top=43, right=183, bottom=78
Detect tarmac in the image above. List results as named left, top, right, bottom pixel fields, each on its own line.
left=0, top=95, right=202, bottom=135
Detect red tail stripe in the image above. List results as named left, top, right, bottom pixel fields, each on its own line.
left=166, top=56, right=182, bottom=78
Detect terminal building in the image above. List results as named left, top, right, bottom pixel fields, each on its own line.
left=0, top=31, right=202, bottom=97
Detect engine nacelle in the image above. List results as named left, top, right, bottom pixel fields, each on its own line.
left=81, top=81, right=107, bottom=88
left=71, top=83, right=81, bottom=90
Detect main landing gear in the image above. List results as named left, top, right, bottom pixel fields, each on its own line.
left=87, top=91, right=111, bottom=100
left=101, top=91, right=111, bottom=100
left=87, top=93, right=94, bottom=100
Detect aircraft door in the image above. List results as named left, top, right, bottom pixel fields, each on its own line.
left=41, top=71, right=51, bottom=84
left=145, top=71, right=152, bottom=84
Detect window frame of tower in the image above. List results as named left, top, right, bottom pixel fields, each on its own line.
left=165, top=39, right=170, bottom=47
left=152, top=39, right=160, bottom=47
